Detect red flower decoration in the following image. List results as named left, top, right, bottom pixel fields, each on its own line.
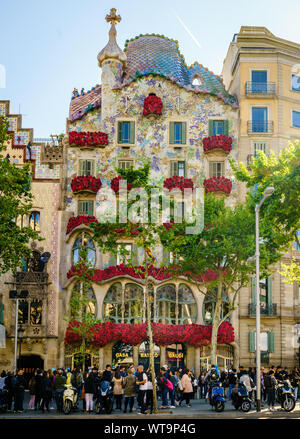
left=163, top=176, right=194, bottom=192
left=202, top=135, right=232, bottom=153
left=203, top=177, right=232, bottom=195
left=71, top=175, right=102, bottom=194
left=111, top=176, right=134, bottom=193
left=66, top=215, right=98, bottom=235
left=69, top=131, right=108, bottom=146
left=143, top=95, right=163, bottom=116
left=65, top=320, right=235, bottom=347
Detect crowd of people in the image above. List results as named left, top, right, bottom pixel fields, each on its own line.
left=0, top=364, right=299, bottom=414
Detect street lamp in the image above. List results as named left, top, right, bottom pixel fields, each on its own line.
left=253, top=186, right=274, bottom=412
left=9, top=290, right=28, bottom=374
left=18, top=324, right=25, bottom=363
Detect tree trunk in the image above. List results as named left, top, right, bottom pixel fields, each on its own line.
left=210, top=281, right=223, bottom=366
left=82, top=337, right=86, bottom=375
left=145, top=254, right=158, bottom=413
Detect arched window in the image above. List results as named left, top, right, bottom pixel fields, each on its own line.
left=72, top=233, right=96, bottom=267
left=192, top=75, right=202, bottom=86
left=29, top=211, right=40, bottom=231
left=156, top=284, right=176, bottom=324
left=178, top=283, right=197, bottom=324
left=70, top=281, right=97, bottom=318
left=203, top=290, right=229, bottom=324
left=124, top=283, right=144, bottom=324
left=103, top=282, right=122, bottom=323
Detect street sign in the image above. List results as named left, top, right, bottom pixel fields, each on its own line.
left=0, top=324, right=5, bottom=348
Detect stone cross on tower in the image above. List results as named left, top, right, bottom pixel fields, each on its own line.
left=105, top=8, right=121, bottom=25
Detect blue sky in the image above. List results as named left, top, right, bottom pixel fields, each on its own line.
left=1, top=0, right=300, bottom=137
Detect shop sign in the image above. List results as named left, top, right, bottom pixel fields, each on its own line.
left=167, top=351, right=184, bottom=360
left=140, top=352, right=159, bottom=358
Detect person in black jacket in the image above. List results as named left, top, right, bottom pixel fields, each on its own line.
left=34, top=369, right=43, bottom=410
left=40, top=371, right=53, bottom=412
left=228, top=369, right=238, bottom=400
left=4, top=372, right=14, bottom=411
left=83, top=371, right=96, bottom=413
left=14, top=369, right=27, bottom=413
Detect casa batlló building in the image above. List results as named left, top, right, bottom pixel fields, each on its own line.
left=0, top=10, right=299, bottom=379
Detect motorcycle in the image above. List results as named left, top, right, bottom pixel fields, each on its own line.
left=231, top=384, right=252, bottom=412
left=276, top=379, right=296, bottom=412
left=0, top=388, right=8, bottom=413
left=95, top=380, right=113, bottom=414
left=207, top=382, right=226, bottom=412
left=63, top=384, right=78, bottom=414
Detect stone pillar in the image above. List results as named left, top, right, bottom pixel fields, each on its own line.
left=194, top=347, right=200, bottom=378
left=133, top=345, right=139, bottom=367
left=103, top=344, right=112, bottom=366
left=186, top=345, right=194, bottom=370
left=160, top=346, right=166, bottom=367
left=99, top=347, right=104, bottom=370
left=231, top=342, right=239, bottom=369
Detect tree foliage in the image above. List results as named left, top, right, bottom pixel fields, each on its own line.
left=0, top=115, right=41, bottom=274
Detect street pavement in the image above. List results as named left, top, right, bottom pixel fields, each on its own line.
left=1, top=390, right=300, bottom=419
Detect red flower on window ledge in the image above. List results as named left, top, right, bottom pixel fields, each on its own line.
left=202, top=135, right=232, bottom=153
left=66, top=215, right=98, bottom=234
left=111, top=176, right=134, bottom=193
left=143, top=95, right=163, bottom=116
left=163, top=176, right=194, bottom=192
left=68, top=131, right=108, bottom=146
left=203, top=177, right=232, bottom=195
left=71, top=175, right=102, bottom=194
left=64, top=320, right=234, bottom=347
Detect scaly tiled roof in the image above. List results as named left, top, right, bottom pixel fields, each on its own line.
left=69, top=85, right=101, bottom=122
left=120, top=34, right=237, bottom=107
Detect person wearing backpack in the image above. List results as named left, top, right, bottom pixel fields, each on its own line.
left=14, top=369, right=27, bottom=413
left=168, top=369, right=177, bottom=408
left=264, top=369, right=277, bottom=412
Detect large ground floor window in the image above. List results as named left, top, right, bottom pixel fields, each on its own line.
left=199, top=344, right=234, bottom=372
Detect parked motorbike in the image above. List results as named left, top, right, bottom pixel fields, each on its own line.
left=231, top=384, right=252, bottom=412
left=207, top=382, right=226, bottom=412
left=63, top=384, right=78, bottom=414
left=0, top=388, right=8, bottom=413
left=95, top=380, right=113, bottom=414
left=276, top=379, right=296, bottom=412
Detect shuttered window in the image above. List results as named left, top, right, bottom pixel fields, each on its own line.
left=208, top=120, right=229, bottom=136
left=169, top=122, right=187, bottom=145
left=209, top=162, right=225, bottom=178
left=253, top=142, right=267, bottom=155
left=118, top=121, right=135, bottom=144
left=118, top=160, right=134, bottom=170
left=170, top=161, right=186, bottom=177
left=79, top=160, right=95, bottom=176
left=78, top=201, right=94, bottom=216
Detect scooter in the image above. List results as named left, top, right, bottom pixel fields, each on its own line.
left=207, top=382, right=226, bottom=412
left=231, top=384, right=252, bottom=412
left=276, top=379, right=296, bottom=412
left=0, top=388, right=8, bottom=413
left=63, top=384, right=78, bottom=414
left=95, top=380, right=113, bottom=414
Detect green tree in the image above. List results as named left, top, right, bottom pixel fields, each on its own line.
left=65, top=246, right=100, bottom=373
left=281, top=259, right=300, bottom=284
left=160, top=193, right=290, bottom=365
left=229, top=141, right=300, bottom=281
left=0, top=115, right=40, bottom=274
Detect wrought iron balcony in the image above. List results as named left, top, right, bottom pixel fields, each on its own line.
left=247, top=121, right=274, bottom=134
left=248, top=303, right=277, bottom=317
left=245, top=82, right=276, bottom=95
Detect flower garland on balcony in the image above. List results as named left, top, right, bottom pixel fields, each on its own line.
left=66, top=215, right=98, bottom=235
left=71, top=175, right=102, bottom=194
left=143, top=95, right=163, bottom=116
left=163, top=176, right=194, bottom=192
left=111, top=176, right=134, bottom=193
left=203, top=177, right=232, bottom=195
left=64, top=320, right=234, bottom=347
left=202, top=135, right=232, bottom=153
left=68, top=131, right=108, bottom=146
left=67, top=263, right=222, bottom=283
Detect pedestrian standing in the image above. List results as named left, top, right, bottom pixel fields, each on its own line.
left=54, top=368, right=66, bottom=413
left=179, top=369, right=193, bottom=407
left=112, top=369, right=123, bottom=410
left=0, top=371, right=6, bottom=391
left=4, top=372, right=14, bottom=411
left=123, top=368, right=136, bottom=413
left=84, top=371, right=96, bottom=413
left=136, top=365, right=147, bottom=415
left=40, top=371, right=52, bottom=412
left=27, top=370, right=37, bottom=410
left=228, top=369, right=237, bottom=400
left=265, top=369, right=277, bottom=412
left=191, top=372, right=198, bottom=400
left=168, top=369, right=177, bottom=408
left=290, top=368, right=300, bottom=400
left=34, top=368, right=43, bottom=410
left=158, top=366, right=170, bottom=409
left=14, top=369, right=27, bottom=413
left=198, top=371, right=206, bottom=399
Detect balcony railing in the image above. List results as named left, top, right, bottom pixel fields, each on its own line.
left=248, top=303, right=277, bottom=317
left=245, top=82, right=276, bottom=95
left=247, top=121, right=274, bottom=134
